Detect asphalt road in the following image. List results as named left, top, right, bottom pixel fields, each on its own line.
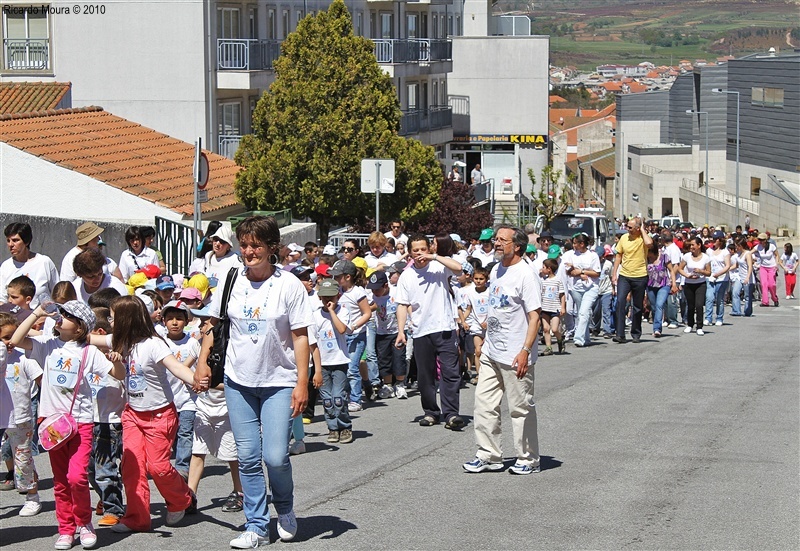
left=2, top=287, right=798, bottom=550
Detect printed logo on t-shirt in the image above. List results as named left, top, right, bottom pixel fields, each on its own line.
left=47, top=350, right=81, bottom=392
left=320, top=328, right=337, bottom=351
left=4, top=361, right=20, bottom=392
left=126, top=358, right=146, bottom=397
left=488, top=283, right=510, bottom=309
left=89, top=372, right=103, bottom=398
left=474, top=296, right=489, bottom=315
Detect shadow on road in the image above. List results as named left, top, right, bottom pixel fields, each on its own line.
left=285, top=514, right=357, bottom=542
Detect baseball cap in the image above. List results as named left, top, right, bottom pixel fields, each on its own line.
left=322, top=245, right=337, bottom=255
left=290, top=265, right=314, bottom=279
left=156, top=275, right=175, bottom=290
left=526, top=243, right=536, bottom=254
left=329, top=259, right=357, bottom=277
left=179, top=287, right=203, bottom=301
left=127, top=272, right=149, bottom=289
left=479, top=228, right=494, bottom=241
left=75, top=222, right=104, bottom=246
left=186, top=273, right=210, bottom=299
left=712, top=230, right=725, bottom=240
left=162, top=300, right=189, bottom=317
left=317, top=279, right=340, bottom=297
left=757, top=232, right=768, bottom=240
left=366, top=271, right=388, bottom=290
left=211, top=225, right=234, bottom=246
left=315, top=263, right=331, bottom=277
left=135, top=264, right=161, bottom=280
left=387, top=261, right=407, bottom=274
left=0, top=303, right=32, bottom=324
left=58, top=300, right=96, bottom=332
left=351, top=257, right=368, bottom=272
left=603, top=244, right=614, bottom=257
left=547, top=244, right=561, bottom=259
left=538, top=231, right=554, bottom=242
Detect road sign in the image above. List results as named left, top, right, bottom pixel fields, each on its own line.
left=198, top=189, right=208, bottom=203
left=197, top=152, right=210, bottom=190
left=360, top=159, right=395, bottom=194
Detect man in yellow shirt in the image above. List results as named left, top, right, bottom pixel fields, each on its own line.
left=611, top=217, right=653, bottom=343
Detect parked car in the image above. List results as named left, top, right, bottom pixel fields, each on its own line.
left=660, top=216, right=682, bottom=229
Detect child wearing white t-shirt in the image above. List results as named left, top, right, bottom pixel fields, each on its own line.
left=12, top=301, right=123, bottom=549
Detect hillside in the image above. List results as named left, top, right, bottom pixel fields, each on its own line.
left=494, top=0, right=799, bottom=69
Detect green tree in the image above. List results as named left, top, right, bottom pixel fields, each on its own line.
left=528, top=166, right=572, bottom=229
left=234, top=0, right=442, bottom=241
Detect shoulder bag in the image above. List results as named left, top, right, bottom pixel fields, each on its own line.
left=207, top=267, right=239, bottom=387
left=38, top=345, right=89, bottom=452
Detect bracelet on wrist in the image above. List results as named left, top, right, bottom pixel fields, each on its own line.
left=522, top=345, right=532, bottom=354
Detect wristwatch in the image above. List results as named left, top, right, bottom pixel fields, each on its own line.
left=522, top=345, right=532, bottom=354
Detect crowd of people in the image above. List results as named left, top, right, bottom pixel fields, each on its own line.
left=0, top=215, right=796, bottom=549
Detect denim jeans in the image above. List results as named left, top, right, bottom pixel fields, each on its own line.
left=598, top=293, right=614, bottom=334
left=704, top=279, right=730, bottom=324
left=364, top=319, right=381, bottom=386
left=174, top=410, right=195, bottom=476
left=320, top=364, right=351, bottom=431
left=666, top=288, right=682, bottom=325
left=615, top=275, right=648, bottom=339
left=345, top=332, right=367, bottom=404
left=89, top=422, right=124, bottom=517
left=731, top=279, right=754, bottom=317
left=224, top=378, right=294, bottom=538
left=570, top=286, right=599, bottom=345
left=646, top=285, right=670, bottom=333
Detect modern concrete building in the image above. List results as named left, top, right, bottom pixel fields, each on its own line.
left=445, top=0, right=549, bottom=216
left=0, top=0, right=457, bottom=159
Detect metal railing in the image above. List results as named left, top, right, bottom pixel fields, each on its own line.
left=641, top=164, right=662, bottom=176
left=3, top=38, right=49, bottom=70
left=372, top=38, right=451, bottom=64
left=681, top=179, right=759, bottom=215
left=217, top=38, right=281, bottom=71
left=448, top=95, right=470, bottom=116
left=494, top=15, right=531, bottom=36
left=399, top=106, right=452, bottom=136
left=218, top=135, right=243, bottom=160
left=155, top=216, right=195, bottom=276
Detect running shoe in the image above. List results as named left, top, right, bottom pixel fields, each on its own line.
left=462, top=457, right=503, bottom=473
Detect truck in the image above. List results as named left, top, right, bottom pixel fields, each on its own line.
left=533, top=208, right=618, bottom=254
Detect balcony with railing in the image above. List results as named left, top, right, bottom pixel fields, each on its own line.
left=399, top=106, right=452, bottom=138
left=219, top=135, right=243, bottom=161
left=216, top=38, right=281, bottom=89
left=2, top=39, right=49, bottom=71
left=373, top=38, right=452, bottom=64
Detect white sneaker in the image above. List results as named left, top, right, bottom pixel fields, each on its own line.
left=288, top=440, right=306, bottom=455
left=696, top=329, right=705, bottom=336
left=54, top=534, right=74, bottom=550
left=394, top=385, right=408, bottom=399
left=230, top=530, right=267, bottom=548
left=347, top=402, right=362, bottom=412
left=165, top=509, right=185, bottom=526
left=667, top=323, right=678, bottom=329
left=787, top=295, right=791, bottom=299
left=79, top=524, right=97, bottom=549
left=377, top=384, right=394, bottom=399
left=714, top=321, right=723, bottom=326
left=683, top=326, right=693, bottom=333
left=277, top=511, right=297, bottom=541
left=19, top=497, right=42, bottom=517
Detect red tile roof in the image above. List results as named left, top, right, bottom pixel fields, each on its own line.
left=0, top=82, right=71, bottom=115
left=0, top=107, right=242, bottom=216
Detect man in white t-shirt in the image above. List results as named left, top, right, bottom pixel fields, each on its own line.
left=383, top=219, right=409, bottom=248
left=463, top=225, right=542, bottom=475
left=395, top=234, right=466, bottom=430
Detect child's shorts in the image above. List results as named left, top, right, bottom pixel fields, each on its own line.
left=192, top=409, right=237, bottom=462
left=541, top=311, right=560, bottom=318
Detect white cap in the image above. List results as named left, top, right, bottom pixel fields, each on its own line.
left=211, top=225, right=234, bottom=245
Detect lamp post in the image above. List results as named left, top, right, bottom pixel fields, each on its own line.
left=712, top=88, right=740, bottom=228
left=686, top=110, right=709, bottom=226
left=610, top=128, right=625, bottom=219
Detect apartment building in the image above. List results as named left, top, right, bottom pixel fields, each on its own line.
left=0, top=0, right=457, bottom=159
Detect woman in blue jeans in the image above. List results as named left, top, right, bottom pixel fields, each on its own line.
left=704, top=233, right=732, bottom=326
left=731, top=237, right=755, bottom=317
left=195, top=216, right=312, bottom=549
left=646, top=239, right=675, bottom=338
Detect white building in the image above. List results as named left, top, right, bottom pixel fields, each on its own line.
left=0, top=0, right=458, bottom=159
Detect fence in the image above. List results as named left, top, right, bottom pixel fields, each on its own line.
left=681, top=179, right=759, bottom=215
left=155, top=216, right=196, bottom=276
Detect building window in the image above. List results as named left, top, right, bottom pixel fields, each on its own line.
left=407, top=14, right=417, bottom=39
left=218, top=102, right=242, bottom=136
left=380, top=13, right=393, bottom=39
left=627, top=157, right=632, bottom=170
left=2, top=5, right=50, bottom=71
left=407, top=83, right=418, bottom=110
left=752, top=87, right=784, bottom=108
left=355, top=12, right=363, bottom=36
left=218, top=7, right=240, bottom=39
left=370, top=12, right=376, bottom=39
left=420, top=13, right=428, bottom=38
left=432, top=80, right=439, bottom=107
left=249, top=7, right=257, bottom=39
left=751, top=176, right=761, bottom=196
left=448, top=15, right=453, bottom=36
left=282, top=10, right=289, bottom=39
left=455, top=15, right=461, bottom=36
left=432, top=14, right=438, bottom=38
left=268, top=10, right=276, bottom=40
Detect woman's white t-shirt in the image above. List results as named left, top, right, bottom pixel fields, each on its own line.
left=210, top=268, right=312, bottom=388
left=28, top=337, right=112, bottom=424
left=0, top=346, right=11, bottom=429
left=125, top=337, right=175, bottom=412
left=781, top=252, right=798, bottom=273
left=735, top=251, right=755, bottom=284
left=682, top=253, right=711, bottom=284
left=164, top=334, right=200, bottom=412
left=73, top=273, right=129, bottom=304
left=754, top=243, right=777, bottom=268
left=709, top=248, right=731, bottom=281
left=0, top=253, right=59, bottom=308
left=561, top=249, right=601, bottom=292
left=203, top=251, right=242, bottom=285
left=118, top=247, right=160, bottom=282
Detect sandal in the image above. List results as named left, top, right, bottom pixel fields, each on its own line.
left=541, top=346, right=553, bottom=356
left=419, top=415, right=438, bottom=427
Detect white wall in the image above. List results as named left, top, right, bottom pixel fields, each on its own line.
left=0, top=144, right=184, bottom=224
left=50, top=1, right=209, bottom=145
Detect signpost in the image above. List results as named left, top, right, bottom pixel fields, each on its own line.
left=193, top=139, right=210, bottom=252
left=360, top=159, right=395, bottom=231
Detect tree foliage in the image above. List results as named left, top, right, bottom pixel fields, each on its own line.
left=528, top=166, right=572, bottom=229
left=234, top=0, right=442, bottom=241
left=407, top=178, right=495, bottom=239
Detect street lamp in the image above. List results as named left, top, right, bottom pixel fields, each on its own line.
left=610, top=128, right=625, bottom=218
left=712, top=88, right=741, bottom=228
left=686, top=109, right=709, bottom=226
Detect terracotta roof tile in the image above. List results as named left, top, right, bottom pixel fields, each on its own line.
left=0, top=107, right=241, bottom=216
left=0, top=82, right=71, bottom=115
